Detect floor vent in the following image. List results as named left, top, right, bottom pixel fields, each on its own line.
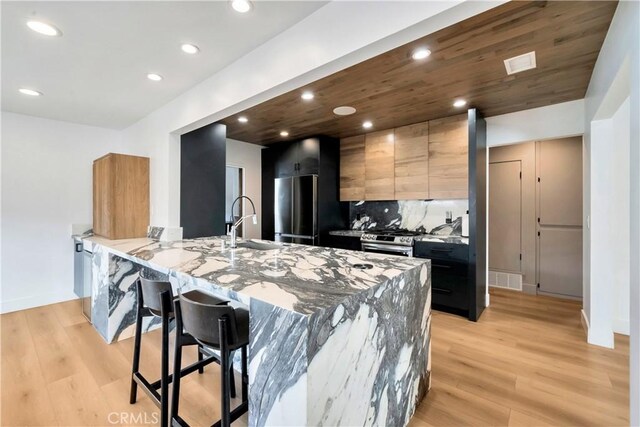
left=489, top=270, right=523, bottom=291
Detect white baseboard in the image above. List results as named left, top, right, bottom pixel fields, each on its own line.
left=581, top=309, right=590, bottom=338
left=522, top=282, right=537, bottom=295
left=613, top=318, right=630, bottom=335
left=0, top=291, right=78, bottom=314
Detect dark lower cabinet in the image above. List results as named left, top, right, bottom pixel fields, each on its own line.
left=430, top=260, right=469, bottom=312
left=415, top=241, right=470, bottom=317
left=323, top=234, right=362, bottom=251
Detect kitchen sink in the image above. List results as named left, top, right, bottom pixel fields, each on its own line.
left=235, top=240, right=285, bottom=251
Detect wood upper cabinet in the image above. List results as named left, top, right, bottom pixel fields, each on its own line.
left=428, top=114, right=468, bottom=199
left=93, top=153, right=150, bottom=240
left=365, top=130, right=395, bottom=201
left=338, top=114, right=468, bottom=201
left=394, top=122, right=429, bottom=200
left=339, top=135, right=366, bottom=201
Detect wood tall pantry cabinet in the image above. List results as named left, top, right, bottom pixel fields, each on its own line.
left=339, top=114, right=468, bottom=201
left=93, top=153, right=150, bottom=240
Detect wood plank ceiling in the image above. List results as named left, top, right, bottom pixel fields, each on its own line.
left=220, top=1, right=617, bottom=145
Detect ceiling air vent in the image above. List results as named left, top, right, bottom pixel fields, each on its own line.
left=504, top=51, right=537, bottom=75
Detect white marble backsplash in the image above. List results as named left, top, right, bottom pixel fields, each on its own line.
left=350, top=200, right=468, bottom=234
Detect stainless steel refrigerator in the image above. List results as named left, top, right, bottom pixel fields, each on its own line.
left=274, top=175, right=317, bottom=244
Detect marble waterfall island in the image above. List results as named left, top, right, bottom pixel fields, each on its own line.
left=81, top=235, right=432, bottom=426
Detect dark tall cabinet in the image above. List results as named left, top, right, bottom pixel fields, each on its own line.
left=262, top=136, right=347, bottom=245
left=468, top=109, right=487, bottom=321
left=180, top=122, right=227, bottom=239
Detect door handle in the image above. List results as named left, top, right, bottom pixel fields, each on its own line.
left=433, top=287, right=452, bottom=294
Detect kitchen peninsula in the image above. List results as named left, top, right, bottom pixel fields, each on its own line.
left=79, top=234, right=432, bottom=426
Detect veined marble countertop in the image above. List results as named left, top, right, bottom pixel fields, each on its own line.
left=328, top=229, right=469, bottom=245
left=82, top=235, right=428, bottom=316
left=328, top=229, right=365, bottom=237
left=414, top=234, right=469, bottom=245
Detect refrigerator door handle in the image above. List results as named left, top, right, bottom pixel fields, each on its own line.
left=276, top=233, right=317, bottom=239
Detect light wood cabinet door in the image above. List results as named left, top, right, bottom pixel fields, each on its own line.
left=428, top=114, right=468, bottom=199
left=394, top=122, right=429, bottom=199
left=339, top=135, right=366, bottom=201
left=93, top=153, right=150, bottom=239
left=365, top=130, right=395, bottom=200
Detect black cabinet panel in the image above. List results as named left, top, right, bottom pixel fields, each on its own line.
left=414, top=242, right=469, bottom=263
left=468, top=108, right=487, bottom=321
left=261, top=148, right=276, bottom=240
left=415, top=240, right=470, bottom=316
left=180, top=123, right=226, bottom=239
left=297, top=138, right=320, bottom=175
left=431, top=260, right=469, bottom=311
left=274, top=138, right=320, bottom=178
left=275, top=143, right=299, bottom=178
left=323, top=234, right=362, bottom=251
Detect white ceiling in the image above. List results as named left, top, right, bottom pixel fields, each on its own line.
left=1, top=1, right=327, bottom=129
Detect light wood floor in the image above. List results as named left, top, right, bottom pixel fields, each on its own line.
left=1, top=288, right=629, bottom=426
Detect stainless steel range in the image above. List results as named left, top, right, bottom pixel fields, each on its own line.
left=360, top=229, right=422, bottom=257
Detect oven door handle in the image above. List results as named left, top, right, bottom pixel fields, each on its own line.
left=361, top=242, right=413, bottom=256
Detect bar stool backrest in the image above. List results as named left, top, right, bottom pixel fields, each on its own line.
left=139, top=277, right=173, bottom=316
left=179, top=292, right=240, bottom=348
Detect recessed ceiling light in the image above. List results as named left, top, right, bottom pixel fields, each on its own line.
left=19, top=88, right=42, bottom=96
left=453, top=99, right=467, bottom=108
left=231, top=0, right=252, bottom=13
left=238, top=116, right=248, bottom=123
left=181, top=44, right=199, bottom=54
left=412, top=48, right=431, bottom=60
left=26, top=20, right=62, bottom=37
left=333, top=106, right=356, bottom=116
left=301, top=91, right=314, bottom=101
left=504, top=51, right=537, bottom=75
left=280, top=131, right=289, bottom=137
left=147, top=73, right=163, bottom=81
left=362, top=121, right=373, bottom=129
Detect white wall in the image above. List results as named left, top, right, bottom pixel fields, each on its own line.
left=612, top=97, right=631, bottom=335
left=486, top=99, right=584, bottom=147
left=118, top=1, right=505, bottom=228
left=226, top=138, right=263, bottom=239
left=588, top=117, right=616, bottom=347
left=582, top=1, right=639, bottom=423
left=0, top=112, right=123, bottom=312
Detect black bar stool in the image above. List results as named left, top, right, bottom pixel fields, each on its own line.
left=129, top=277, right=232, bottom=427
left=171, top=290, right=250, bottom=427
